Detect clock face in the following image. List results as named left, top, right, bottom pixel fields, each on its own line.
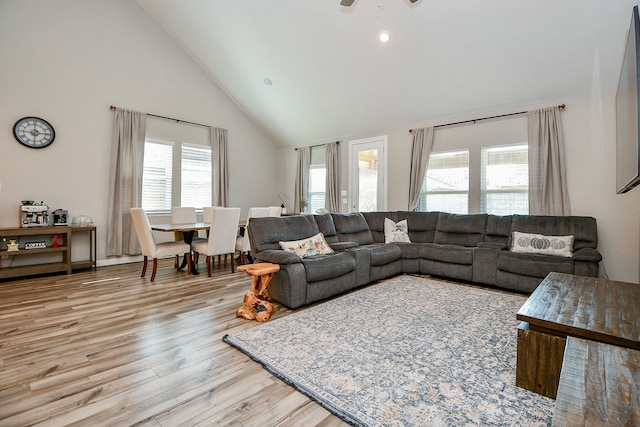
left=13, top=116, right=56, bottom=149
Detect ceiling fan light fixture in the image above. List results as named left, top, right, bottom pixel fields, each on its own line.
left=378, top=31, right=390, bottom=43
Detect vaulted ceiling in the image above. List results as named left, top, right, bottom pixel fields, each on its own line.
left=134, top=0, right=638, bottom=147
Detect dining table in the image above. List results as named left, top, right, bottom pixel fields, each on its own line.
left=151, top=222, right=210, bottom=274
left=151, top=220, right=246, bottom=275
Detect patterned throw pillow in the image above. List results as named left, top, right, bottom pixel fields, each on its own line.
left=510, top=231, right=574, bottom=257
left=279, top=232, right=334, bottom=259
left=384, top=218, right=411, bottom=243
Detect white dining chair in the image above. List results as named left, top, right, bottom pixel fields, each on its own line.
left=193, top=207, right=241, bottom=275
left=130, top=207, right=192, bottom=281
left=268, top=205, right=282, bottom=216
left=235, top=207, right=271, bottom=264
left=171, top=206, right=207, bottom=263
left=202, top=206, right=216, bottom=224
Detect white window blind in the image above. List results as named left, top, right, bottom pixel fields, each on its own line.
left=419, top=149, right=469, bottom=214
left=181, top=143, right=212, bottom=208
left=309, top=166, right=326, bottom=213
left=307, top=146, right=326, bottom=213
left=480, top=143, right=528, bottom=215
left=142, top=140, right=173, bottom=211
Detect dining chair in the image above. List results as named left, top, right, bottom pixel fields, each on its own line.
left=268, top=205, right=282, bottom=216
left=202, top=206, right=216, bottom=224
left=171, top=206, right=206, bottom=265
left=193, top=207, right=241, bottom=275
left=235, top=207, right=271, bottom=264
left=130, top=207, right=192, bottom=281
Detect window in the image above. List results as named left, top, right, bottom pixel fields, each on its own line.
left=142, top=139, right=173, bottom=211
left=141, top=138, right=212, bottom=212
left=308, top=166, right=326, bottom=213
left=307, top=146, right=326, bottom=213
left=480, top=144, right=528, bottom=215
left=418, top=149, right=469, bottom=214
left=181, top=144, right=212, bottom=208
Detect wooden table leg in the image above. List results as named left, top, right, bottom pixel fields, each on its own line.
left=236, top=263, right=280, bottom=322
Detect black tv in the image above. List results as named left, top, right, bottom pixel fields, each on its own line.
left=616, top=5, right=640, bottom=194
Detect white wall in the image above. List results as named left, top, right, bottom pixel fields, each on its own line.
left=0, top=0, right=281, bottom=265
left=280, top=94, right=640, bottom=283
left=3, top=0, right=637, bottom=281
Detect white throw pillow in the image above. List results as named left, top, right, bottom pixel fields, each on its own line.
left=510, top=231, right=574, bottom=258
left=279, top=232, right=334, bottom=259
left=384, top=218, right=411, bottom=243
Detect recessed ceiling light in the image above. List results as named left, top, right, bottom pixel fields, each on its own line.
left=264, top=78, right=273, bottom=86
left=378, top=31, right=390, bottom=43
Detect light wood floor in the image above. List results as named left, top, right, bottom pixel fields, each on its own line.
left=0, top=260, right=349, bottom=427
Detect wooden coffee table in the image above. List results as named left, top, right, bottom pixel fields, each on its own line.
left=515, top=272, right=640, bottom=398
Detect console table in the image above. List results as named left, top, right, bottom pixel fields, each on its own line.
left=515, top=272, right=640, bottom=398
left=0, top=225, right=96, bottom=280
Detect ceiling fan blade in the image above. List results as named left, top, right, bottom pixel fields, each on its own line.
left=340, top=0, right=355, bottom=6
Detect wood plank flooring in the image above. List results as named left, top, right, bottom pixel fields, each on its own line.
left=0, top=260, right=349, bottom=426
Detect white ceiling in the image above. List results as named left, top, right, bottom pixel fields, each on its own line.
left=134, top=0, right=639, bottom=147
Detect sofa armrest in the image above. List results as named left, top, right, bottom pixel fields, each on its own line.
left=572, top=248, right=602, bottom=263
left=255, top=249, right=302, bottom=265
left=477, top=242, right=508, bottom=250
left=330, top=241, right=359, bottom=252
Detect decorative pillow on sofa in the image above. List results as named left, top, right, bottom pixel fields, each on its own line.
left=279, top=232, right=334, bottom=259
left=510, top=231, right=574, bottom=258
left=384, top=218, right=411, bottom=243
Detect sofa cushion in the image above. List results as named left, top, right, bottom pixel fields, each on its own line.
left=396, top=242, right=422, bottom=259
left=497, top=251, right=574, bottom=277
left=249, top=215, right=320, bottom=254
left=332, top=213, right=374, bottom=245
left=279, top=232, right=334, bottom=259
left=433, top=213, right=488, bottom=247
left=366, top=243, right=402, bottom=266
left=384, top=218, right=411, bottom=243
left=397, top=211, right=439, bottom=243
left=302, top=252, right=355, bottom=282
left=362, top=212, right=397, bottom=243
left=509, top=215, right=598, bottom=251
left=485, top=214, right=513, bottom=246
left=510, top=231, right=574, bottom=258
left=420, top=243, right=474, bottom=265
left=314, top=213, right=339, bottom=244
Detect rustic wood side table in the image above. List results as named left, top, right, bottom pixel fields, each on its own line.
left=236, top=262, right=280, bottom=322
left=552, top=337, right=640, bottom=426
left=516, top=272, right=640, bottom=398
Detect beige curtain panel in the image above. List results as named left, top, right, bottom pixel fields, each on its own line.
left=210, top=127, right=229, bottom=207
left=294, top=147, right=310, bottom=214
left=527, top=107, right=571, bottom=216
left=325, top=141, right=340, bottom=213
left=407, top=127, right=434, bottom=211
left=107, top=108, right=147, bottom=256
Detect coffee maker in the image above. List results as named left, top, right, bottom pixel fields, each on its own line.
left=52, top=209, right=69, bottom=226
left=20, top=201, right=50, bottom=227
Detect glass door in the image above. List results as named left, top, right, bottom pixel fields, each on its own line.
left=349, top=136, right=387, bottom=212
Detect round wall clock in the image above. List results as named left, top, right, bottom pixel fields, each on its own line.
left=13, top=116, right=56, bottom=149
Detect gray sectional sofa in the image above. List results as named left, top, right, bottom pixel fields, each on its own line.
left=247, top=211, right=602, bottom=309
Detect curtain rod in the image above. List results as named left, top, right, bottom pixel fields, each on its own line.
left=294, top=141, right=340, bottom=150
left=109, top=105, right=212, bottom=129
left=409, top=104, right=566, bottom=133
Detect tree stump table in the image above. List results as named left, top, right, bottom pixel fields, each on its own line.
left=236, top=262, right=279, bottom=322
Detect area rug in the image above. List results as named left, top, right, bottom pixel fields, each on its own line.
left=223, top=275, right=554, bottom=426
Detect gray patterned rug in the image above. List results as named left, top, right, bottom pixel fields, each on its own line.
left=223, top=275, right=554, bottom=426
